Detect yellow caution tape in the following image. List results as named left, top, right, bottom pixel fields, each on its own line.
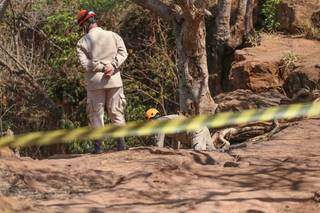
left=0, top=102, right=319, bottom=148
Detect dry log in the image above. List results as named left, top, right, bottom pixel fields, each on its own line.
left=211, top=120, right=291, bottom=151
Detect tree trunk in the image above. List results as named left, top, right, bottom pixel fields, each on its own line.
left=134, top=0, right=217, bottom=115
left=208, top=0, right=255, bottom=94
left=229, top=0, right=248, bottom=48
left=208, top=0, right=232, bottom=94
left=0, top=0, right=9, bottom=20
left=245, top=0, right=254, bottom=35
left=174, top=4, right=217, bottom=115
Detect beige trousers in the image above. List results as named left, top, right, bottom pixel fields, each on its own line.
left=189, top=127, right=213, bottom=151
left=155, top=127, right=213, bottom=151
left=86, top=87, right=126, bottom=127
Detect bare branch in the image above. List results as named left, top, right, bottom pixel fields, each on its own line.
left=20, top=19, right=64, bottom=52
left=0, top=42, right=34, bottom=80
left=122, top=73, right=179, bottom=106
left=133, top=0, right=172, bottom=20
left=174, top=0, right=209, bottom=22
left=0, top=57, right=14, bottom=72
left=204, top=9, right=212, bottom=17
left=0, top=0, right=9, bottom=20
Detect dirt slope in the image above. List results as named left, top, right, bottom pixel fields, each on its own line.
left=1, top=119, right=320, bottom=213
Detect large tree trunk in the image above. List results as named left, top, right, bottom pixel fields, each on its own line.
left=134, top=0, right=217, bottom=115
left=208, top=0, right=232, bottom=94
left=245, top=0, right=254, bottom=36
left=208, top=0, right=255, bottom=94
left=174, top=2, right=217, bottom=115
left=230, top=0, right=248, bottom=48
left=0, top=0, right=9, bottom=20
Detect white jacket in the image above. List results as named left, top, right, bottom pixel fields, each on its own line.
left=77, top=27, right=128, bottom=90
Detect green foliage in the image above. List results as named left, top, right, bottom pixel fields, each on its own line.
left=261, top=0, right=282, bottom=32
left=1, top=1, right=178, bottom=157
left=43, top=11, right=80, bottom=68
left=59, top=119, right=94, bottom=153
left=79, top=0, right=128, bottom=12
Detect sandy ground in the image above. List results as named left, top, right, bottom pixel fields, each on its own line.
left=0, top=119, right=320, bottom=213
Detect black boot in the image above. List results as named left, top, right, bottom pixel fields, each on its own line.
left=116, top=138, right=126, bottom=151
left=92, top=140, right=103, bottom=154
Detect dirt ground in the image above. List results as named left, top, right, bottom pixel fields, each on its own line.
left=0, top=119, right=320, bottom=213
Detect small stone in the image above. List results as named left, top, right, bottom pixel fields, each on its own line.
left=223, top=162, right=240, bottom=168
left=313, top=191, right=320, bottom=202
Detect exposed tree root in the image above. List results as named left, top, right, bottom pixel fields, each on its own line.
left=211, top=88, right=320, bottom=152
left=212, top=120, right=295, bottom=151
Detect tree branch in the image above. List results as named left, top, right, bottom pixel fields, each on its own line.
left=133, top=0, right=172, bottom=20
left=0, top=42, right=34, bottom=80
left=20, top=19, right=64, bottom=52
left=0, top=0, right=9, bottom=20
left=0, top=57, right=14, bottom=72
left=175, top=0, right=209, bottom=16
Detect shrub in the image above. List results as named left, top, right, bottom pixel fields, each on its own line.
left=261, top=0, right=282, bottom=32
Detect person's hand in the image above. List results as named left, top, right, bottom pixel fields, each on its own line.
left=104, top=63, right=114, bottom=79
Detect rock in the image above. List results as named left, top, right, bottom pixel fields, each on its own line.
left=223, top=161, right=239, bottom=168
left=215, top=89, right=290, bottom=112
left=228, top=34, right=320, bottom=94
left=277, top=0, right=320, bottom=33
left=229, top=59, right=282, bottom=92
left=283, top=71, right=320, bottom=98
left=313, top=191, right=320, bottom=202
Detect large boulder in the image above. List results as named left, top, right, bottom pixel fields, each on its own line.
left=229, top=33, right=320, bottom=96
left=277, top=0, right=320, bottom=33
left=215, top=89, right=290, bottom=112
left=229, top=53, right=282, bottom=91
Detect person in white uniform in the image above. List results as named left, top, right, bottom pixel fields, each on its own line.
left=76, top=10, right=128, bottom=153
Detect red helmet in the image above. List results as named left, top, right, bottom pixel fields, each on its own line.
left=76, top=10, right=96, bottom=26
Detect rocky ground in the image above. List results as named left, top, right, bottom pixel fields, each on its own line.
left=1, top=9, right=320, bottom=211
left=0, top=118, right=320, bottom=213
left=1, top=0, right=320, bottom=212
left=229, top=33, right=320, bottom=96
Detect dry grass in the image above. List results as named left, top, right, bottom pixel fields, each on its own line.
left=297, top=21, right=320, bottom=40
left=279, top=51, right=300, bottom=79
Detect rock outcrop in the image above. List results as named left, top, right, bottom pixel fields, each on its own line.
left=229, top=33, right=320, bottom=97
left=277, top=0, right=320, bottom=33
left=215, top=89, right=290, bottom=112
